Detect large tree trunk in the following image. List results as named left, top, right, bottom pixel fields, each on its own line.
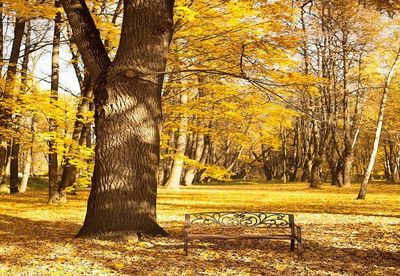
left=61, top=0, right=175, bottom=239
left=48, top=0, right=62, bottom=203
left=357, top=48, right=400, bottom=199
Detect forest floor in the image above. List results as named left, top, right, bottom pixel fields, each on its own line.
left=0, top=182, right=399, bottom=275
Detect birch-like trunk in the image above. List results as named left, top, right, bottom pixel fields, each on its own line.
left=20, top=116, right=37, bottom=192
left=165, top=91, right=188, bottom=190
left=357, top=48, right=400, bottom=199
left=183, top=133, right=205, bottom=186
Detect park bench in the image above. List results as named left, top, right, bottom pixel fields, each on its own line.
left=183, top=211, right=302, bottom=256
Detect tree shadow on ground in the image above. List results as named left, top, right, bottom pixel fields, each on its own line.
left=70, top=220, right=400, bottom=275
left=0, top=213, right=399, bottom=275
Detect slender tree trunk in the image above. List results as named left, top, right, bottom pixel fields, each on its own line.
left=58, top=78, right=93, bottom=201
left=183, top=133, right=205, bottom=186
left=20, top=116, right=37, bottom=192
left=260, top=145, right=273, bottom=181
left=357, top=48, right=400, bottom=199
left=327, top=146, right=338, bottom=186
left=20, top=152, right=31, bottom=193
left=9, top=140, right=19, bottom=194
left=281, top=127, right=287, bottom=183
left=10, top=20, right=32, bottom=194
left=388, top=141, right=399, bottom=182
left=0, top=4, right=5, bottom=192
left=336, top=161, right=344, bottom=187
left=61, top=0, right=175, bottom=239
left=0, top=17, right=25, bottom=190
left=342, top=154, right=352, bottom=187
left=48, top=0, right=62, bottom=204
left=11, top=21, right=31, bottom=193
left=165, top=91, right=188, bottom=190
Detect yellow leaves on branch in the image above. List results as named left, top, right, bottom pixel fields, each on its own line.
left=2, top=0, right=59, bottom=19
left=175, top=6, right=199, bottom=22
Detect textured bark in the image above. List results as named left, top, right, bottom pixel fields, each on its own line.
left=60, top=0, right=111, bottom=79
left=62, top=0, right=174, bottom=239
left=357, top=48, right=400, bottom=199
left=165, top=91, right=188, bottom=190
left=310, top=157, right=323, bottom=188
left=48, top=0, right=62, bottom=204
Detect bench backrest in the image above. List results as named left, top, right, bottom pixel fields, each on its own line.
left=186, top=212, right=293, bottom=228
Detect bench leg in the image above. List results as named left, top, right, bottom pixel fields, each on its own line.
left=297, top=241, right=302, bottom=256
left=184, top=240, right=188, bottom=256
left=290, top=238, right=295, bottom=251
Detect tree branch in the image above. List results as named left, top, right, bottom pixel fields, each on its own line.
left=60, top=0, right=110, bottom=79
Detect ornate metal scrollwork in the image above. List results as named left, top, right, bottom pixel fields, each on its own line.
left=190, top=212, right=291, bottom=228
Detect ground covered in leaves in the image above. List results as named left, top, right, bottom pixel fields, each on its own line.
left=0, top=182, right=399, bottom=275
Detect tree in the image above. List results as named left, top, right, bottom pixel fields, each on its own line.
left=357, top=47, right=400, bottom=199
left=60, top=0, right=174, bottom=239
left=48, top=0, right=62, bottom=204
left=0, top=17, right=25, bottom=193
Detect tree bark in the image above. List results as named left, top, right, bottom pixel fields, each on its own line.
left=165, top=91, right=188, bottom=190
left=20, top=116, right=37, bottom=192
left=61, top=0, right=175, bottom=239
left=48, top=0, right=62, bottom=204
left=281, top=127, right=287, bottom=183
left=357, top=48, right=400, bottom=199
left=183, top=133, right=205, bottom=186
left=0, top=18, right=25, bottom=191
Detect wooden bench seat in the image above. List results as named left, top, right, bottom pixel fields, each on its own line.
left=183, top=211, right=302, bottom=255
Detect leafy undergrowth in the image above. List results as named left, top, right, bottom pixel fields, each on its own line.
left=0, top=182, right=399, bottom=275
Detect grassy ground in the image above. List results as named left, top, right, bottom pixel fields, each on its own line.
left=0, top=182, right=399, bottom=275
